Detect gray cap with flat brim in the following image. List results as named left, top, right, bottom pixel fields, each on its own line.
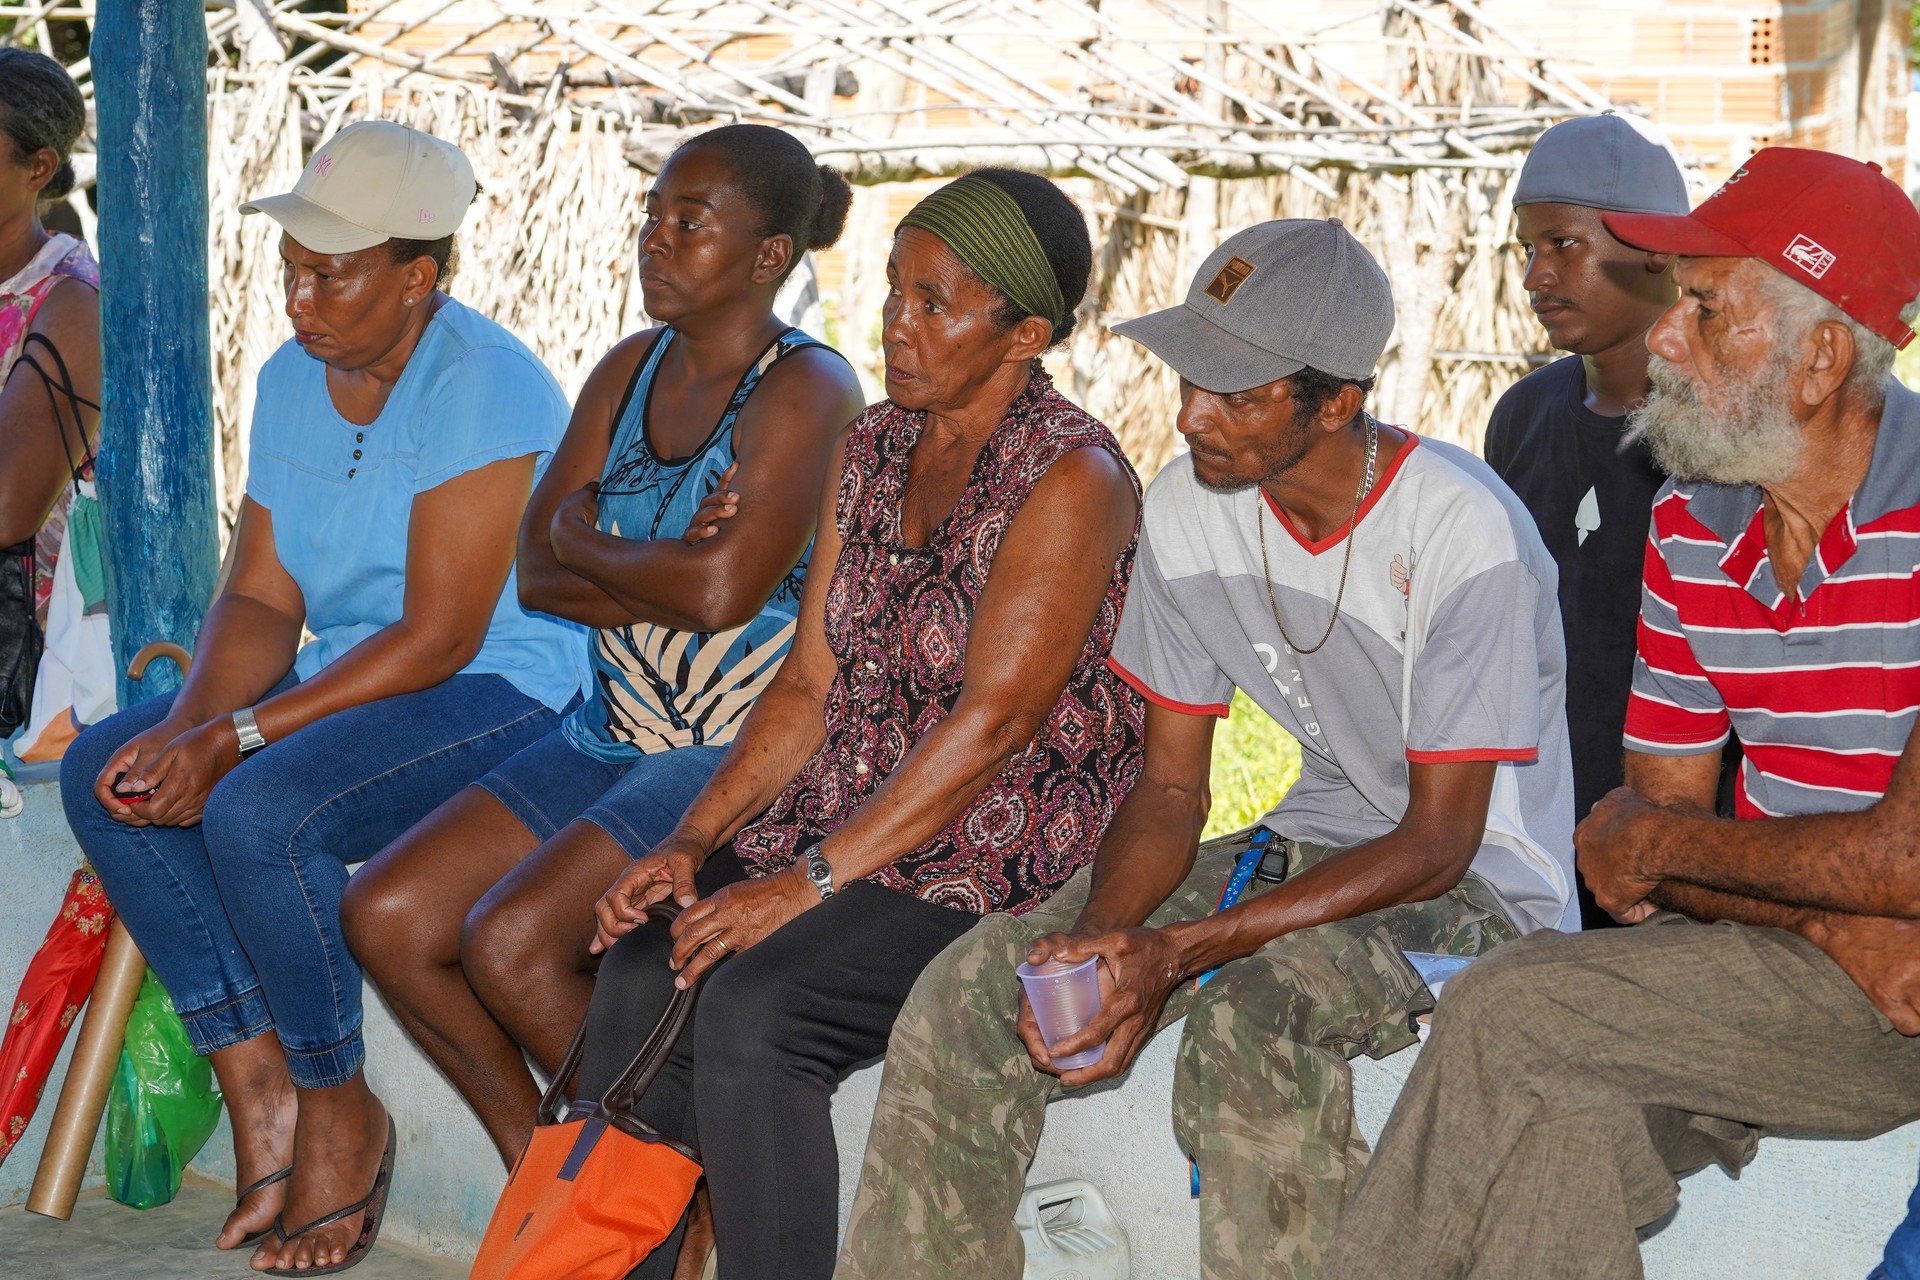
left=1112, top=219, right=1394, bottom=393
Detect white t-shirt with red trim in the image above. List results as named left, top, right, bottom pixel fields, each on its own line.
left=1109, top=432, right=1577, bottom=933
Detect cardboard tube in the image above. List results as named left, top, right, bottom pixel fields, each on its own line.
left=26, top=919, right=146, bottom=1219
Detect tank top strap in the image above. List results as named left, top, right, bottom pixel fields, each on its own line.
left=710, top=326, right=842, bottom=445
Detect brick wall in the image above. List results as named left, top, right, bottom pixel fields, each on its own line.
left=1475, top=0, right=1913, bottom=185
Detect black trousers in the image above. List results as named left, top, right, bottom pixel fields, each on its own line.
left=577, top=847, right=980, bottom=1280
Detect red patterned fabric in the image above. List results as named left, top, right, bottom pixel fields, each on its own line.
left=734, top=368, right=1145, bottom=915
left=0, top=866, right=113, bottom=1161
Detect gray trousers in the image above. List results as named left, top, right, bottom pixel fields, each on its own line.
left=1320, top=916, right=1920, bottom=1280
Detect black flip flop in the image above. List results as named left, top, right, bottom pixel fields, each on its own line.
left=261, top=1115, right=397, bottom=1277
left=229, top=1164, right=292, bottom=1249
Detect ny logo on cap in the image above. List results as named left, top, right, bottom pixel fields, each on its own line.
left=1204, top=256, right=1257, bottom=305
left=1784, top=234, right=1836, bottom=280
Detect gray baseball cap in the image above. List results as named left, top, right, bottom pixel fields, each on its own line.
left=1513, top=113, right=1689, bottom=215
left=1113, top=219, right=1393, bottom=392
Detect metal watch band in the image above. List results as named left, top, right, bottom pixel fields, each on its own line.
left=231, top=707, right=268, bottom=760
left=800, top=838, right=835, bottom=901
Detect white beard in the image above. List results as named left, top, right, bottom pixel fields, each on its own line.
left=1628, top=354, right=1805, bottom=488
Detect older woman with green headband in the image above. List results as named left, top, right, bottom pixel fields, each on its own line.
left=567, top=168, right=1146, bottom=1279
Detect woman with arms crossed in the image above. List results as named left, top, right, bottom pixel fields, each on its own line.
left=342, top=124, right=863, bottom=1178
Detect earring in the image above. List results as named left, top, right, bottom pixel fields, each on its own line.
left=406, top=299, right=416, bottom=307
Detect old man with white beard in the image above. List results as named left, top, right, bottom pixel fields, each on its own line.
left=1321, top=147, right=1920, bottom=1280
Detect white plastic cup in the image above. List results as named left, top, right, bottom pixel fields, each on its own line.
left=1017, top=956, right=1106, bottom=1070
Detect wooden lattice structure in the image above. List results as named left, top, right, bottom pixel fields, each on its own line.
left=10, top=0, right=1691, bottom=508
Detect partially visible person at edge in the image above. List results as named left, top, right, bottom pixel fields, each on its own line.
left=59, top=122, right=586, bottom=1276
left=839, top=220, right=1578, bottom=1280
left=1484, top=112, right=1686, bottom=929
left=1321, top=149, right=1920, bottom=1280
left=0, top=49, right=98, bottom=739
left=1878, top=1167, right=1920, bottom=1280
left=568, top=169, right=1144, bottom=1280
left=341, top=125, right=863, bottom=1220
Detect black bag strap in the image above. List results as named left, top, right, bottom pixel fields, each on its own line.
left=535, top=901, right=720, bottom=1134
left=11, top=331, right=100, bottom=495
left=600, top=967, right=700, bottom=1118
left=535, top=1020, right=592, bottom=1128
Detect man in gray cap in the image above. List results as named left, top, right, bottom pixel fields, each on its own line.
left=838, top=221, right=1577, bottom=1280
left=1486, top=113, right=1691, bottom=928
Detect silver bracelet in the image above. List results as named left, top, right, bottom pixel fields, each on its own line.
left=231, top=707, right=268, bottom=761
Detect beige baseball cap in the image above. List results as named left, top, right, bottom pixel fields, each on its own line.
left=241, top=120, right=476, bottom=254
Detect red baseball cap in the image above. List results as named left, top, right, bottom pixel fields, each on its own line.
left=1605, top=147, right=1920, bottom=349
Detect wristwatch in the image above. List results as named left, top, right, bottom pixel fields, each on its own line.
left=231, top=707, right=268, bottom=761
left=798, top=836, right=835, bottom=901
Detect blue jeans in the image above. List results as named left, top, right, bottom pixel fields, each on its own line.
left=62, top=673, right=558, bottom=1089
left=1874, top=1164, right=1920, bottom=1279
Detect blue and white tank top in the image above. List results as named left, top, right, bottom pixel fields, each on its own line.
left=561, top=326, right=838, bottom=762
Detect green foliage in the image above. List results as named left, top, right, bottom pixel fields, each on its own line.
left=1203, top=690, right=1302, bottom=839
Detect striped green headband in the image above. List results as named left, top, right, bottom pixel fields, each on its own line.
left=899, top=175, right=1068, bottom=332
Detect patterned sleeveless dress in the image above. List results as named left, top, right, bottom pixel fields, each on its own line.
left=561, top=325, right=842, bottom=762
left=0, top=234, right=99, bottom=627
left=734, top=367, right=1147, bottom=917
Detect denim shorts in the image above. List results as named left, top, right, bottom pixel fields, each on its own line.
left=474, top=725, right=727, bottom=859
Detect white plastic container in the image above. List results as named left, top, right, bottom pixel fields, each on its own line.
left=1016, top=1177, right=1131, bottom=1280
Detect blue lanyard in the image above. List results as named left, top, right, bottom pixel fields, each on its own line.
left=1195, top=828, right=1274, bottom=991
left=1191, top=828, right=1277, bottom=1196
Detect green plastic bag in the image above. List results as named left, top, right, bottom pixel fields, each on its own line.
left=104, top=969, right=223, bottom=1209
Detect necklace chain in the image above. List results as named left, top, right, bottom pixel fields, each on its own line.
left=1257, top=415, right=1378, bottom=656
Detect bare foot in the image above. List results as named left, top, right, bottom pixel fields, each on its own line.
left=210, top=1037, right=299, bottom=1250
left=250, top=1076, right=389, bottom=1273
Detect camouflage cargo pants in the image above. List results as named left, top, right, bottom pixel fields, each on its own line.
left=836, top=830, right=1522, bottom=1280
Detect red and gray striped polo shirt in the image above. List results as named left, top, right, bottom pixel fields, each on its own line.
left=1625, top=377, right=1920, bottom=818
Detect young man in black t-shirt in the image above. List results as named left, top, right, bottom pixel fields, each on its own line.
left=1484, top=113, right=1686, bottom=928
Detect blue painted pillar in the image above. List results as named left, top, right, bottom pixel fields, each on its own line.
left=92, top=0, right=219, bottom=706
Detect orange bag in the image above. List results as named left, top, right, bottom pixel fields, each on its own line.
left=472, top=906, right=707, bottom=1280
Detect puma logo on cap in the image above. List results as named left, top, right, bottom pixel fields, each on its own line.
left=1204, top=256, right=1257, bottom=304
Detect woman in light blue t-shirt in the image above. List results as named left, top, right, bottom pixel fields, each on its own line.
left=340, top=126, right=864, bottom=1199
left=59, top=123, right=584, bottom=1275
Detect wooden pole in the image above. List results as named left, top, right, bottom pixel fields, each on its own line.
left=93, top=0, right=219, bottom=707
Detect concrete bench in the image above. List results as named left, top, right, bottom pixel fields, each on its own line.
left=4, top=777, right=1915, bottom=1277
